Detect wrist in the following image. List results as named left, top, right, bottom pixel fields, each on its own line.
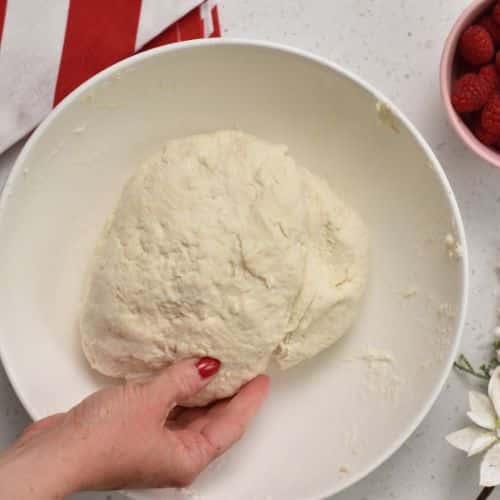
left=0, top=426, right=86, bottom=499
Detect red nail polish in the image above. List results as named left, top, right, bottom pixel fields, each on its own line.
left=196, top=357, right=221, bottom=378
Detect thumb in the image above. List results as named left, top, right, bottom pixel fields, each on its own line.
left=147, top=357, right=220, bottom=416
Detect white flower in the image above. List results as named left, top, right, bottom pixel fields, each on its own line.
left=447, top=367, right=500, bottom=487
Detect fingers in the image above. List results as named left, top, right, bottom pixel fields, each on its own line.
left=147, top=358, right=220, bottom=417
left=168, top=407, right=208, bottom=428
left=156, top=376, right=269, bottom=487
left=168, top=400, right=230, bottom=432
left=175, top=400, right=231, bottom=433
left=200, top=375, right=270, bottom=458
left=166, top=406, right=185, bottom=422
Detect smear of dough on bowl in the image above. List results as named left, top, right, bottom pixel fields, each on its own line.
left=80, top=130, right=369, bottom=406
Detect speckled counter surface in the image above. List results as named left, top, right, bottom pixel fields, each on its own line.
left=1, top=1, right=499, bottom=499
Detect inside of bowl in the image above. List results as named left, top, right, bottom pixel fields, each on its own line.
left=0, top=42, right=466, bottom=500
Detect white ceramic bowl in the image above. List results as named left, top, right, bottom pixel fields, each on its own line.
left=0, top=40, right=468, bottom=499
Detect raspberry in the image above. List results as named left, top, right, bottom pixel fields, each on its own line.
left=482, top=94, right=500, bottom=134
left=474, top=120, right=500, bottom=145
left=451, top=73, right=490, bottom=112
left=493, top=2, right=500, bottom=26
left=479, top=64, right=499, bottom=94
left=459, top=25, right=495, bottom=65
left=479, top=16, right=500, bottom=45
left=496, top=50, right=500, bottom=72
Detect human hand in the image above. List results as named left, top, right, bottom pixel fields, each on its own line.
left=0, top=358, right=269, bottom=498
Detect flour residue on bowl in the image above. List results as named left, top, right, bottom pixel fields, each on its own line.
left=346, top=346, right=404, bottom=401
left=375, top=100, right=401, bottom=134
left=421, top=296, right=457, bottom=365
left=72, top=124, right=87, bottom=134
left=178, top=486, right=203, bottom=500
left=445, top=232, right=463, bottom=260
left=401, top=285, right=419, bottom=298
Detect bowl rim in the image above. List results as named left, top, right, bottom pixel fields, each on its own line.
left=440, top=0, right=500, bottom=168
left=0, top=38, right=469, bottom=499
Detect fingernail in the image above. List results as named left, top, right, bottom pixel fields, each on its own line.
left=196, top=357, right=221, bottom=378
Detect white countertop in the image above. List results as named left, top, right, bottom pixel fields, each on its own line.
left=1, top=1, right=499, bottom=499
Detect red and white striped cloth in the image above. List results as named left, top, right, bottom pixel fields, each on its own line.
left=0, top=0, right=220, bottom=154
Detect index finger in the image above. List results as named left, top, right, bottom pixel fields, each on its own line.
left=200, top=375, right=270, bottom=456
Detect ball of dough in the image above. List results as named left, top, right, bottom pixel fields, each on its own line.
left=80, top=131, right=369, bottom=406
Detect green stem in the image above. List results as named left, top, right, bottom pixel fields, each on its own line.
left=461, top=354, right=474, bottom=371
left=454, top=355, right=490, bottom=381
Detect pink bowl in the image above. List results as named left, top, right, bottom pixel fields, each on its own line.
left=441, top=0, right=500, bottom=167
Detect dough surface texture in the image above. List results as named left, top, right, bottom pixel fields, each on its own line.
left=81, top=130, right=369, bottom=406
